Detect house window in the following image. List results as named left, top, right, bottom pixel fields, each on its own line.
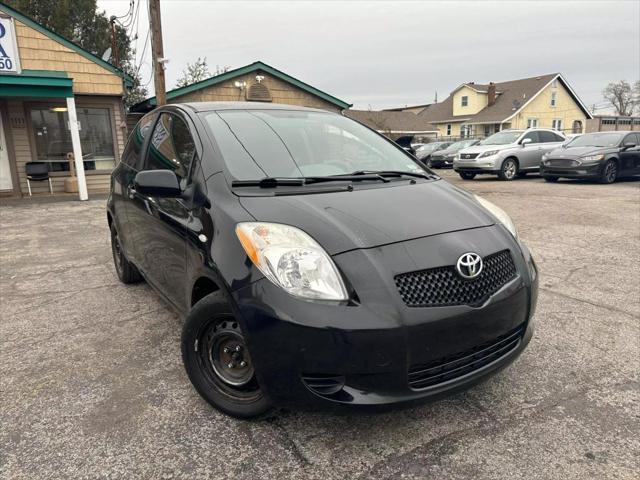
left=552, top=119, right=563, bottom=131
left=446, top=124, right=452, bottom=136
left=461, top=96, right=468, bottom=107
left=461, top=125, right=472, bottom=138
left=30, top=105, right=116, bottom=172
left=527, top=118, right=539, bottom=128
left=550, top=92, right=557, bottom=107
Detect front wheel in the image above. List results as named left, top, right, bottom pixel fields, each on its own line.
left=182, top=292, right=271, bottom=418
left=498, top=158, right=518, bottom=181
left=599, top=159, right=618, bottom=184
left=458, top=171, right=476, bottom=180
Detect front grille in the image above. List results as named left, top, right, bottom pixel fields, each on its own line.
left=460, top=153, right=479, bottom=160
left=395, top=250, right=517, bottom=308
left=547, top=158, right=579, bottom=167
left=430, top=155, right=444, bottom=162
left=408, top=324, right=525, bottom=390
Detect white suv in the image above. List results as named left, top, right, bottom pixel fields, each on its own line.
left=454, top=129, right=566, bottom=180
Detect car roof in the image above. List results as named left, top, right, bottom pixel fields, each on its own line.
left=177, top=101, right=332, bottom=114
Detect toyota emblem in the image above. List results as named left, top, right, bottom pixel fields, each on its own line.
left=456, top=252, right=483, bottom=279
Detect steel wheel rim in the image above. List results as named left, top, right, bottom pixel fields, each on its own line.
left=196, top=317, right=261, bottom=401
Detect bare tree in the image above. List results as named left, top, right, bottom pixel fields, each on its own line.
left=634, top=80, right=640, bottom=114
left=602, top=80, right=635, bottom=116
left=175, top=57, right=211, bottom=88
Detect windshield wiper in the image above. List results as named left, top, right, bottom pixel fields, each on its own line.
left=348, top=170, right=435, bottom=180
left=232, top=174, right=391, bottom=188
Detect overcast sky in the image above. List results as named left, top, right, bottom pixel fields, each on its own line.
left=97, top=0, right=639, bottom=112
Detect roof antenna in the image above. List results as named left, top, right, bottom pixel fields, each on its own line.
left=434, top=90, right=438, bottom=103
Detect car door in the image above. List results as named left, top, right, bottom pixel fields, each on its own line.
left=518, top=131, right=541, bottom=170
left=129, top=110, right=197, bottom=311
left=115, top=112, right=157, bottom=261
left=619, top=133, right=640, bottom=175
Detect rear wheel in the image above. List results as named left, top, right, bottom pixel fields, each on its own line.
left=498, top=158, right=518, bottom=181
left=458, top=171, right=476, bottom=180
left=544, top=176, right=559, bottom=183
left=599, top=159, right=618, bottom=184
left=110, top=225, right=142, bottom=284
left=182, top=292, right=271, bottom=418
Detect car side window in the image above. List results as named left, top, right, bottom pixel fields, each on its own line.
left=146, top=113, right=196, bottom=187
left=121, top=113, right=156, bottom=170
left=624, top=133, right=639, bottom=146
left=521, top=131, right=540, bottom=143
left=539, top=131, right=561, bottom=143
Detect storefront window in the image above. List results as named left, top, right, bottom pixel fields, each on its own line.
left=30, top=106, right=116, bottom=172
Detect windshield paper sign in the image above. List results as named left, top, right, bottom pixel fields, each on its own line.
left=0, top=15, right=21, bottom=74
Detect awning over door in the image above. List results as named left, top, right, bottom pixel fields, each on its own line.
left=0, top=70, right=73, bottom=98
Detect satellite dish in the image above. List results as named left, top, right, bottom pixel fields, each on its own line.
left=101, top=47, right=112, bottom=62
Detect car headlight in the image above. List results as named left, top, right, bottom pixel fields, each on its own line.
left=580, top=154, right=605, bottom=162
left=541, top=154, right=548, bottom=161
left=478, top=150, right=500, bottom=158
left=474, top=195, right=518, bottom=239
left=236, top=222, right=348, bottom=301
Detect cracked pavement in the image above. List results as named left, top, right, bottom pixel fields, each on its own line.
left=1, top=171, right=638, bottom=479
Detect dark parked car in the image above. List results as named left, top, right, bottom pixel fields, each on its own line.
left=394, top=135, right=417, bottom=155
left=428, top=139, right=480, bottom=168
left=108, top=102, right=538, bottom=418
left=541, top=131, right=640, bottom=183
left=414, top=141, right=453, bottom=164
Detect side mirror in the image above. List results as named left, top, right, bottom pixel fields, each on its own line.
left=521, top=138, right=532, bottom=147
left=622, top=142, right=637, bottom=150
left=134, top=170, right=181, bottom=197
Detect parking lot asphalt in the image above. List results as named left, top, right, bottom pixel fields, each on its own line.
left=1, top=170, right=639, bottom=479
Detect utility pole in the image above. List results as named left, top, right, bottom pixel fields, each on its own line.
left=148, top=0, right=167, bottom=106
left=109, top=16, right=120, bottom=68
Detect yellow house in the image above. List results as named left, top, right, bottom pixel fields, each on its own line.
left=0, top=2, right=131, bottom=199
left=417, top=74, right=592, bottom=139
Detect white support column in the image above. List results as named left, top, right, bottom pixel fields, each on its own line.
left=66, top=96, right=88, bottom=201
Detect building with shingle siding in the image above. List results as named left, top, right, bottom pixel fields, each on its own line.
left=0, top=1, right=131, bottom=199
left=131, top=61, right=351, bottom=115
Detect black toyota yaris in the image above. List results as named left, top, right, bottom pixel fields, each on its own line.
left=107, top=102, right=538, bottom=418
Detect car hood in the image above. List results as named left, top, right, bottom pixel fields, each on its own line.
left=459, top=144, right=515, bottom=155
left=239, top=180, right=495, bottom=255
left=547, top=146, right=615, bottom=158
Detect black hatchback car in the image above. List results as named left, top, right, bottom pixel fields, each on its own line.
left=540, top=131, right=640, bottom=183
left=108, top=103, right=538, bottom=418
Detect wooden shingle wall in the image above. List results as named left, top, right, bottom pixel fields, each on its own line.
left=14, top=20, right=124, bottom=96
left=174, top=71, right=343, bottom=112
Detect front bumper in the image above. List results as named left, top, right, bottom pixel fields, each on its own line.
left=230, top=226, right=538, bottom=410
left=540, top=161, right=604, bottom=178
left=429, top=157, right=454, bottom=168
left=454, top=157, right=500, bottom=173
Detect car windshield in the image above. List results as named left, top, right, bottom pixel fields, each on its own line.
left=202, top=110, right=425, bottom=180
left=480, top=131, right=523, bottom=145
left=448, top=140, right=477, bottom=151
left=568, top=132, right=625, bottom=147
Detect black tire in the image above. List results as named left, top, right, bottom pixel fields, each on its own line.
left=181, top=292, right=271, bottom=418
left=599, top=159, right=618, bottom=184
left=110, top=225, right=142, bottom=284
left=458, top=171, right=476, bottom=180
left=498, top=158, right=518, bottom=181
left=544, top=176, right=559, bottom=183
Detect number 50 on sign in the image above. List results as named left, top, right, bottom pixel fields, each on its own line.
left=0, top=15, right=21, bottom=74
